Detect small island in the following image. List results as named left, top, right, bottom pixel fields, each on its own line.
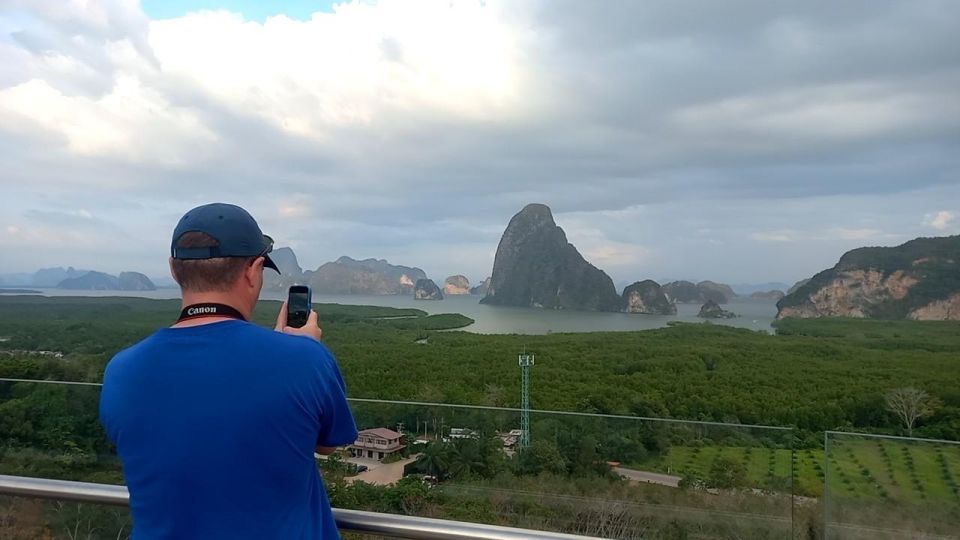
left=698, top=299, right=737, bottom=319
left=0, top=288, right=41, bottom=294
left=621, top=280, right=676, bottom=315
left=443, top=275, right=470, bottom=295
left=414, top=278, right=443, bottom=300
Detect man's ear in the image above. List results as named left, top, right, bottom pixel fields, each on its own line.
left=168, top=257, right=180, bottom=285
left=245, top=257, right=265, bottom=287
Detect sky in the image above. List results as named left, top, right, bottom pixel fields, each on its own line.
left=0, top=0, right=958, bottom=287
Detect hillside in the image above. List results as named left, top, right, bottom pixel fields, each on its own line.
left=778, top=235, right=960, bottom=320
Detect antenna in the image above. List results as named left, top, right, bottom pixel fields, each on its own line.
left=518, top=350, right=535, bottom=449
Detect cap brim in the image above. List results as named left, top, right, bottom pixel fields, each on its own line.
left=263, top=254, right=280, bottom=273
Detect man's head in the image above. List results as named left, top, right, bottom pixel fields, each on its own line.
left=169, top=203, right=278, bottom=304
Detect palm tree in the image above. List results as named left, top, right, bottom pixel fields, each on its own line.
left=448, top=439, right=486, bottom=479
left=415, top=442, right=450, bottom=480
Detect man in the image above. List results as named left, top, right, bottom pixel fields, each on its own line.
left=100, top=203, right=357, bottom=539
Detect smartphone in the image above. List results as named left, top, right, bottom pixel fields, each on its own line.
left=287, top=285, right=312, bottom=328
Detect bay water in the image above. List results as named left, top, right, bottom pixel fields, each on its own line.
left=18, top=288, right=778, bottom=334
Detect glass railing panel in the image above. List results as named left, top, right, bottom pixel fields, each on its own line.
left=0, top=495, right=132, bottom=540
left=823, top=431, right=960, bottom=539
left=0, top=379, right=123, bottom=485
left=1, top=379, right=805, bottom=538
left=345, top=399, right=798, bottom=539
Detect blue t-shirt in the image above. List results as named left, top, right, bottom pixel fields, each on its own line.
left=100, top=320, right=358, bottom=540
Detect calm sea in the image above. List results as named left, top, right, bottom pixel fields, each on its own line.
left=20, top=289, right=778, bottom=335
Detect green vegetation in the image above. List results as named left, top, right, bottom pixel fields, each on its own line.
left=1, top=295, right=958, bottom=448
left=333, top=316, right=960, bottom=443
left=663, top=446, right=801, bottom=491
left=655, top=440, right=960, bottom=503
left=1, top=294, right=960, bottom=538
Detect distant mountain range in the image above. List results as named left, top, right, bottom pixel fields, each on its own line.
left=0, top=267, right=156, bottom=291
left=731, top=282, right=792, bottom=295
left=0, top=266, right=89, bottom=287
left=1, top=256, right=482, bottom=298
left=264, top=252, right=487, bottom=297
left=662, top=280, right=736, bottom=305
left=656, top=280, right=790, bottom=296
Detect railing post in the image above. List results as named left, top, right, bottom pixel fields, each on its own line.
left=790, top=429, right=795, bottom=539
left=823, top=431, right=830, bottom=540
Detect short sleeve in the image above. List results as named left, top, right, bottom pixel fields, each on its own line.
left=312, top=345, right=359, bottom=447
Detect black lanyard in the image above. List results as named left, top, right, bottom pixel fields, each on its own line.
left=176, top=303, right=247, bottom=323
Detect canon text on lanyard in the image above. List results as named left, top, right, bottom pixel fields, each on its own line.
left=176, top=303, right=247, bottom=323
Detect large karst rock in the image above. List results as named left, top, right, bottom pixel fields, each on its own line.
left=414, top=278, right=443, bottom=300
left=248, top=246, right=430, bottom=295
left=698, top=281, right=737, bottom=304
left=622, top=280, right=676, bottom=315
left=661, top=281, right=700, bottom=303
left=663, top=280, right=736, bottom=304
left=57, top=271, right=119, bottom=290
left=118, top=271, right=156, bottom=291
left=698, top=299, right=737, bottom=319
left=444, top=275, right=471, bottom=295
left=750, top=290, right=785, bottom=301
left=470, top=277, right=491, bottom=296
left=480, top=204, right=623, bottom=311
left=777, top=235, right=960, bottom=320
left=306, top=256, right=427, bottom=295
left=264, top=247, right=304, bottom=290
left=787, top=279, right=810, bottom=295
left=33, top=267, right=88, bottom=287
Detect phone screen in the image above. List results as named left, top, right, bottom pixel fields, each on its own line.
left=287, top=285, right=311, bottom=328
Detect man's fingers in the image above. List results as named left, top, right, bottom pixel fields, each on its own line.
left=308, top=310, right=322, bottom=340
left=280, top=310, right=322, bottom=341
left=275, top=300, right=288, bottom=331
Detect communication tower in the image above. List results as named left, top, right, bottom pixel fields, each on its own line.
left=518, top=350, right=535, bottom=449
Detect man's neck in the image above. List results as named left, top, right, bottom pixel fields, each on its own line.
left=175, top=291, right=252, bottom=327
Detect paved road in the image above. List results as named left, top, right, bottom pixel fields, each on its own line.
left=346, top=457, right=417, bottom=486
left=614, top=467, right=682, bottom=488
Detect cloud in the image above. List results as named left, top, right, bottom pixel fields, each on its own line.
left=750, top=231, right=795, bottom=243
left=923, top=210, right=956, bottom=231
left=826, top=228, right=884, bottom=241
left=0, top=0, right=958, bottom=282
left=24, top=208, right=99, bottom=225
left=673, top=81, right=959, bottom=145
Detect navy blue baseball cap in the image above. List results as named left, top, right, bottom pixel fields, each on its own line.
left=171, top=203, right=279, bottom=273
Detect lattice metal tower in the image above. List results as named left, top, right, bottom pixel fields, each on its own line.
left=518, top=351, right=535, bottom=449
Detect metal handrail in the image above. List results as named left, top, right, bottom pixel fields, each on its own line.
left=0, top=474, right=600, bottom=540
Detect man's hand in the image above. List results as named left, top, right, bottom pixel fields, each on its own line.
left=275, top=300, right=323, bottom=341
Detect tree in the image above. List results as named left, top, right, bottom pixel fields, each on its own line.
left=383, top=476, right=435, bottom=515
left=516, top=440, right=567, bottom=476
left=414, top=442, right=450, bottom=480
left=318, top=451, right=349, bottom=486
left=884, top=387, right=942, bottom=437
left=707, top=457, right=747, bottom=489
left=448, top=439, right=485, bottom=479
